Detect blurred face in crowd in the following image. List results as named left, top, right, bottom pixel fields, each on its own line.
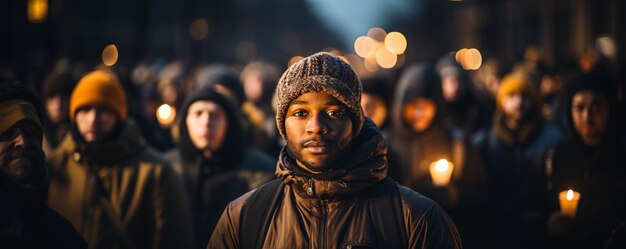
left=403, top=98, right=437, bottom=132
left=243, top=71, right=263, bottom=103
left=540, top=75, right=563, bottom=97
left=441, top=76, right=462, bottom=102
left=45, top=95, right=68, bottom=123
left=571, top=90, right=610, bottom=145
left=501, top=92, right=531, bottom=127
left=285, top=92, right=353, bottom=172
left=484, top=74, right=501, bottom=99
left=0, top=120, right=44, bottom=187
left=186, top=100, right=228, bottom=157
left=360, top=93, right=387, bottom=128
left=75, top=106, right=119, bottom=143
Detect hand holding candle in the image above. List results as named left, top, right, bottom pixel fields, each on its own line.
left=559, top=189, right=581, bottom=218
left=429, top=159, right=454, bottom=186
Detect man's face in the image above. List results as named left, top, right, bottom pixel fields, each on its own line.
left=285, top=92, right=353, bottom=171
left=360, top=93, right=387, bottom=128
left=501, top=92, right=531, bottom=124
left=571, top=90, right=610, bottom=145
left=186, top=100, right=228, bottom=155
left=75, top=106, right=119, bottom=142
left=0, top=120, right=44, bottom=186
left=402, top=98, right=437, bottom=132
left=45, top=95, right=68, bottom=123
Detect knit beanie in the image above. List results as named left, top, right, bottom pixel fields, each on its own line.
left=496, top=72, right=540, bottom=111
left=275, top=52, right=364, bottom=139
left=70, top=70, right=128, bottom=122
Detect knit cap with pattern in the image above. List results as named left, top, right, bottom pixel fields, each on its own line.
left=275, top=52, right=364, bottom=139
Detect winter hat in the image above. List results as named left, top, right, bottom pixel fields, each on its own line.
left=70, top=70, right=128, bottom=122
left=275, top=52, right=364, bottom=139
left=496, top=71, right=540, bottom=111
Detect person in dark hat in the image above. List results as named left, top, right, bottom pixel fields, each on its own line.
left=1, top=81, right=86, bottom=248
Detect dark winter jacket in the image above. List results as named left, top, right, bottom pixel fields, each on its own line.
left=543, top=71, right=626, bottom=249
left=208, top=119, right=462, bottom=249
left=48, top=120, right=194, bottom=249
left=167, top=88, right=275, bottom=248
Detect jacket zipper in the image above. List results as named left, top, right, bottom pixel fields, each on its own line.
left=319, top=200, right=327, bottom=249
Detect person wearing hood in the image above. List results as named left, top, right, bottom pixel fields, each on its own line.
left=40, top=72, right=77, bottom=155
left=542, top=71, right=626, bottom=249
left=360, top=74, right=392, bottom=138
left=471, top=71, right=561, bottom=248
left=437, top=55, right=489, bottom=136
left=1, top=82, right=87, bottom=248
left=47, top=70, right=194, bottom=249
left=388, top=64, right=489, bottom=249
left=165, top=87, right=275, bottom=249
left=208, top=52, right=462, bottom=249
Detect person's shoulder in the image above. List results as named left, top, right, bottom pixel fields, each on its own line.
left=397, top=184, right=441, bottom=214
left=41, top=208, right=88, bottom=249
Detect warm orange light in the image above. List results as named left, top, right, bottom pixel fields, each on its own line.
left=102, top=44, right=119, bottom=67
left=559, top=189, right=581, bottom=218
left=156, top=104, right=176, bottom=127
left=375, top=47, right=397, bottom=69
left=384, top=32, right=407, bottom=55
left=288, top=56, right=304, bottom=67
left=189, top=18, right=209, bottom=41
left=429, top=159, right=454, bottom=186
left=363, top=56, right=380, bottom=73
left=367, top=27, right=387, bottom=41
left=354, top=36, right=377, bottom=58
left=465, top=48, right=483, bottom=70
left=28, top=0, right=48, bottom=23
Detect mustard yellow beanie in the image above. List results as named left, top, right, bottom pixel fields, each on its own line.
left=70, top=70, right=128, bottom=122
left=496, top=72, right=540, bottom=110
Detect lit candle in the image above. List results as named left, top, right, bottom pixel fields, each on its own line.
left=559, top=189, right=581, bottom=218
left=429, top=159, right=454, bottom=186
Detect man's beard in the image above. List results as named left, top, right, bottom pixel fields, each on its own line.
left=286, top=136, right=353, bottom=173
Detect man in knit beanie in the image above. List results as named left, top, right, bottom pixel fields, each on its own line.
left=47, top=70, right=194, bottom=249
left=208, top=52, right=462, bottom=249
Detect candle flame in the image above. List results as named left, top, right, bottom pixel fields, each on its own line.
left=156, top=104, right=176, bottom=126
left=435, top=159, right=450, bottom=172
left=566, top=189, right=574, bottom=201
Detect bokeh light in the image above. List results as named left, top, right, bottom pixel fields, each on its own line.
left=367, top=27, right=387, bottom=42
left=156, top=104, right=176, bottom=127
left=102, top=44, right=119, bottom=67
left=596, top=36, right=616, bottom=58
left=455, top=48, right=482, bottom=70
left=288, top=55, right=304, bottom=67
left=354, top=36, right=377, bottom=58
left=189, top=18, right=209, bottom=41
left=28, top=0, right=48, bottom=23
left=375, top=47, right=397, bottom=69
left=384, top=32, right=407, bottom=55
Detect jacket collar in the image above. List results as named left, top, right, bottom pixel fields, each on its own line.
left=275, top=119, right=387, bottom=200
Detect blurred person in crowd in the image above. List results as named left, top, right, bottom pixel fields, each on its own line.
left=538, top=66, right=564, bottom=124
left=47, top=70, right=194, bottom=249
left=40, top=72, right=77, bottom=155
left=474, top=58, right=510, bottom=124
left=208, top=52, right=461, bottom=249
left=240, top=61, right=282, bottom=157
left=437, top=55, right=488, bottom=137
left=387, top=64, right=489, bottom=249
left=1, top=82, right=87, bottom=249
left=542, top=71, right=626, bottom=249
left=471, top=71, right=561, bottom=249
left=195, top=64, right=246, bottom=107
left=165, top=87, right=275, bottom=249
left=360, top=74, right=392, bottom=138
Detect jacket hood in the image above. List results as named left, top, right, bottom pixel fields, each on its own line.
left=63, top=119, right=146, bottom=166
left=561, top=70, right=619, bottom=144
left=177, top=87, right=245, bottom=165
left=392, top=63, right=444, bottom=136
left=275, top=118, right=387, bottom=199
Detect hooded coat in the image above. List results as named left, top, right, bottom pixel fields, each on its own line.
left=543, top=71, right=626, bottom=249
left=388, top=64, right=489, bottom=248
left=165, top=88, right=275, bottom=249
left=208, top=119, right=462, bottom=249
left=47, top=120, right=194, bottom=249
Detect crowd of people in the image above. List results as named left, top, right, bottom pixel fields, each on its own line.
left=1, top=46, right=625, bottom=249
